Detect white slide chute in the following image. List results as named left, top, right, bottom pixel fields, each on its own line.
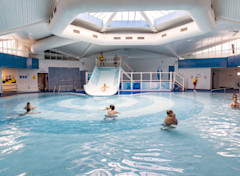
left=84, top=66, right=121, bottom=96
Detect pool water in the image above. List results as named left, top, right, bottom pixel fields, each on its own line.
left=0, top=93, right=240, bottom=175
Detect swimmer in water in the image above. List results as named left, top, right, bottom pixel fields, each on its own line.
left=232, top=94, right=238, bottom=100
left=19, top=102, right=41, bottom=116
left=107, top=104, right=119, bottom=116
left=24, top=102, right=36, bottom=112
left=230, top=97, right=240, bottom=109
left=163, top=110, right=178, bottom=126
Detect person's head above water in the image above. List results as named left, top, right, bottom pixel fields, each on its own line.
left=110, top=104, right=115, bottom=110
left=232, top=94, right=237, bottom=99
left=27, top=102, right=30, bottom=105
left=166, top=110, right=173, bottom=116
left=233, top=97, right=238, bottom=103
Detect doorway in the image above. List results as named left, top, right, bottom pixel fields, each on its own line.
left=169, top=66, right=175, bottom=80
left=212, top=69, right=219, bottom=89
left=38, top=73, right=48, bottom=91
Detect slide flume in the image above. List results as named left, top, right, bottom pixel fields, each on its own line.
left=84, top=66, right=121, bottom=96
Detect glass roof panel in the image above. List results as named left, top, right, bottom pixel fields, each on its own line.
left=77, top=10, right=183, bottom=29
left=87, top=11, right=175, bottom=24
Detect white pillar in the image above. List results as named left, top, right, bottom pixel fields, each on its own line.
left=18, top=45, right=29, bottom=58
left=170, top=72, right=172, bottom=90
left=131, top=72, right=133, bottom=90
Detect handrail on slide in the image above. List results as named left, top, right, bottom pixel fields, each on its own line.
left=84, top=66, right=121, bottom=96
left=174, top=72, right=185, bottom=90
left=95, top=57, right=134, bottom=72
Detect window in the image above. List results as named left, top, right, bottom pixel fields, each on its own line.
left=44, top=50, right=79, bottom=60
left=192, top=38, right=240, bottom=57
left=0, top=39, right=16, bottom=55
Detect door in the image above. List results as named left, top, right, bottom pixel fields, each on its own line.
left=212, top=69, right=219, bottom=89
left=169, top=66, right=175, bottom=80
left=38, top=73, right=48, bottom=91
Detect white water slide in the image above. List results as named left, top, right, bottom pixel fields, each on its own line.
left=84, top=66, right=121, bottom=96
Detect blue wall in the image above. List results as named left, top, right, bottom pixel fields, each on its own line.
left=228, top=55, right=240, bottom=67
left=0, top=53, right=39, bottom=69
left=179, top=55, right=240, bottom=68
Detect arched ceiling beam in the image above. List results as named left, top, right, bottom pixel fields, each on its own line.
left=100, top=12, right=117, bottom=32
left=140, top=11, right=158, bottom=32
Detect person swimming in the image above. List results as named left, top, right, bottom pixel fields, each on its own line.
left=163, top=110, right=178, bottom=126
left=19, top=102, right=41, bottom=116
left=231, top=94, right=239, bottom=100
left=24, top=102, right=36, bottom=112
left=230, top=97, right=240, bottom=109
left=107, top=104, right=119, bottom=116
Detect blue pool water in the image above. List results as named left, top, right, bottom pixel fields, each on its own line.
left=0, top=93, right=240, bottom=175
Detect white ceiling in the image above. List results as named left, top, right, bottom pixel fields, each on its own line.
left=0, top=0, right=55, bottom=37
left=1, top=0, right=240, bottom=58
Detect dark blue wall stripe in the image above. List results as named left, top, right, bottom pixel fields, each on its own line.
left=0, top=53, right=39, bottom=69
left=179, top=55, right=240, bottom=68
left=228, top=55, right=240, bottom=67
left=179, top=57, right=228, bottom=68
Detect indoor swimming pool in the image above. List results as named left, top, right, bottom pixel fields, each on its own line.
left=0, top=92, right=240, bottom=176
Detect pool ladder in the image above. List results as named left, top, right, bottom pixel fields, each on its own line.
left=53, top=85, right=61, bottom=94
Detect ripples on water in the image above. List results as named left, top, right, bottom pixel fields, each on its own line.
left=0, top=93, right=240, bottom=175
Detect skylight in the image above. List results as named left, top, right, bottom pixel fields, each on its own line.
left=82, top=11, right=175, bottom=26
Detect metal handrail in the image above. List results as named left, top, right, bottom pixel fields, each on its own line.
left=175, top=72, right=185, bottom=90
left=210, top=87, right=232, bottom=93
left=95, top=57, right=134, bottom=73
left=121, top=59, right=134, bottom=72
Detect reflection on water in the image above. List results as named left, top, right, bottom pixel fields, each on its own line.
left=192, top=94, right=240, bottom=158
left=0, top=93, right=240, bottom=175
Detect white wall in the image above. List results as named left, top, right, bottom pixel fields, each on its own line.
left=79, top=57, right=95, bottom=72
left=17, top=69, right=38, bottom=92
left=80, top=49, right=178, bottom=72
left=213, top=67, right=240, bottom=89
left=125, top=57, right=177, bottom=72
left=179, top=68, right=211, bottom=90
left=38, top=59, right=81, bottom=73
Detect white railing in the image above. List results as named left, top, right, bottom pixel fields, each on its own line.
left=53, top=85, right=57, bottom=93
left=53, top=80, right=81, bottom=93
left=120, top=59, right=134, bottom=72
left=96, top=57, right=121, bottom=68
left=175, top=73, right=185, bottom=90
left=121, top=72, right=174, bottom=91
left=95, top=57, right=134, bottom=73
left=85, top=71, right=184, bottom=91
left=210, top=87, right=233, bottom=93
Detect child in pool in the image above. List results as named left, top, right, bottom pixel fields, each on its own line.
left=108, top=104, right=119, bottom=116
left=230, top=97, right=240, bottom=109
left=163, top=110, right=178, bottom=125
